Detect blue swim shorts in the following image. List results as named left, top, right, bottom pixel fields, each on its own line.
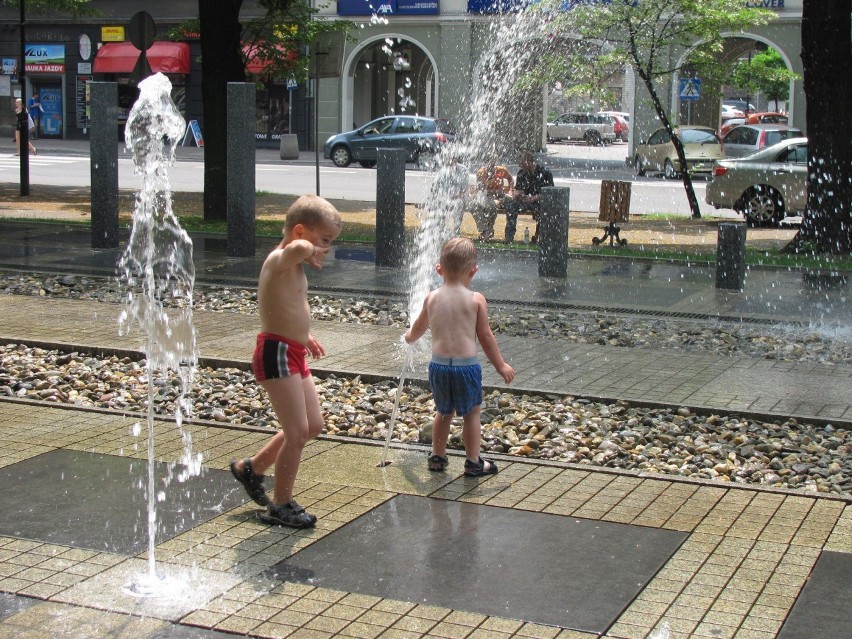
left=428, top=356, right=482, bottom=417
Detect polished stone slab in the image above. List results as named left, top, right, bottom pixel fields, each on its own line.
left=777, top=550, right=852, bottom=639
left=266, top=494, right=687, bottom=632
left=0, top=449, right=246, bottom=555
left=0, top=592, right=39, bottom=620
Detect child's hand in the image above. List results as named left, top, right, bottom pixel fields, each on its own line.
left=305, top=245, right=327, bottom=269
left=498, top=363, right=515, bottom=384
left=306, top=334, right=325, bottom=360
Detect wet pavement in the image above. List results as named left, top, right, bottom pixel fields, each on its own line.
left=0, top=186, right=850, bottom=637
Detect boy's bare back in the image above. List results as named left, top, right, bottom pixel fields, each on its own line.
left=423, top=284, right=481, bottom=359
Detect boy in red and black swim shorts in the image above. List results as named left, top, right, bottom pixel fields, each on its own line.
left=229, top=195, right=341, bottom=528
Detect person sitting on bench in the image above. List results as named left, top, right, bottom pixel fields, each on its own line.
left=469, top=158, right=513, bottom=241
left=505, top=151, right=553, bottom=244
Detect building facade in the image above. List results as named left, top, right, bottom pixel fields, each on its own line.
left=1, top=0, right=806, bottom=157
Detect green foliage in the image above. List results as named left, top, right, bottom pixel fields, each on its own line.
left=168, top=2, right=353, bottom=85
left=731, top=48, right=798, bottom=109
left=535, top=0, right=776, bottom=92
left=0, top=0, right=95, bottom=16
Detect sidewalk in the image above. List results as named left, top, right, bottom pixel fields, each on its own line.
left=0, top=164, right=850, bottom=638
left=0, top=242, right=850, bottom=638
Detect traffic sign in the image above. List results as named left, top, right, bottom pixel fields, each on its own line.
left=679, top=78, right=701, bottom=101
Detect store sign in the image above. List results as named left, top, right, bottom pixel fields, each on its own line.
left=2, top=58, right=16, bottom=75
left=337, top=0, right=396, bottom=15
left=467, top=0, right=526, bottom=13
left=397, top=0, right=439, bottom=13
left=102, top=26, right=126, bottom=42
left=25, top=44, right=66, bottom=73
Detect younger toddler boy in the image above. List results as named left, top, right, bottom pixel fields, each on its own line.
left=405, top=237, right=515, bottom=476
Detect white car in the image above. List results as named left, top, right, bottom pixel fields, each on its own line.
left=546, top=112, right=616, bottom=146
left=705, top=137, right=807, bottom=226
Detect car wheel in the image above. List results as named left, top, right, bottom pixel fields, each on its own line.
left=634, top=155, right=646, bottom=177
left=358, top=160, right=377, bottom=168
left=330, top=145, right=352, bottom=168
left=585, top=130, right=601, bottom=146
left=663, top=159, right=678, bottom=179
left=738, top=186, right=785, bottom=227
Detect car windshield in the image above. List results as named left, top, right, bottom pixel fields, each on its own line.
left=679, top=129, right=718, bottom=144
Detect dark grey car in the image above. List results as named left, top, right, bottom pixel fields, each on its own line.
left=323, top=116, right=456, bottom=169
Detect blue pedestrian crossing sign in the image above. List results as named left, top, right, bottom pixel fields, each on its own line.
left=679, top=78, right=701, bottom=101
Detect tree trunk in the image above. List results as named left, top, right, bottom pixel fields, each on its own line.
left=637, top=67, right=702, bottom=219
left=200, top=0, right=246, bottom=221
left=792, top=0, right=852, bottom=254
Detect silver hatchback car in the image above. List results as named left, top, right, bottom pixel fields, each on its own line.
left=705, top=137, right=807, bottom=226
left=721, top=124, right=803, bottom=158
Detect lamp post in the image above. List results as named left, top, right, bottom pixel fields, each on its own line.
left=19, top=0, right=29, bottom=196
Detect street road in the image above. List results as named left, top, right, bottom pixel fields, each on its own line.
left=0, top=146, right=739, bottom=218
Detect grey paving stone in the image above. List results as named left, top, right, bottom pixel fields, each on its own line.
left=0, top=592, right=40, bottom=620
left=0, top=449, right=246, bottom=555
left=777, top=550, right=852, bottom=639
left=265, top=494, right=687, bottom=633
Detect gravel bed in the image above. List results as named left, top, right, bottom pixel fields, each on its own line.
left=1, top=271, right=851, bottom=365
left=1, top=271, right=850, bottom=499
left=1, top=343, right=849, bottom=499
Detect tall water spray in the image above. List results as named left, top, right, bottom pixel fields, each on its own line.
left=406, top=11, right=550, bottom=320
left=117, top=72, right=200, bottom=596
left=378, top=11, right=551, bottom=459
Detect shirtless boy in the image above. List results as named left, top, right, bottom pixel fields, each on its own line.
left=230, top=195, right=341, bottom=527
left=405, top=237, right=515, bottom=476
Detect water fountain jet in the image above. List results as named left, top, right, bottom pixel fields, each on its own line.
left=117, top=72, right=199, bottom=597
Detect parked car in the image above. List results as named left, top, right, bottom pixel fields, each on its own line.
left=721, top=104, right=745, bottom=121
left=546, top=112, right=616, bottom=146
left=323, top=115, right=456, bottom=168
left=634, top=126, right=725, bottom=179
left=599, top=110, right=630, bottom=123
left=719, top=117, right=746, bottom=137
left=724, top=99, right=755, bottom=115
left=746, top=112, right=788, bottom=125
left=599, top=112, right=629, bottom=142
left=722, top=124, right=803, bottom=158
left=706, top=137, right=807, bottom=226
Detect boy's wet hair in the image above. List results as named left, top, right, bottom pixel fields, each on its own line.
left=440, top=237, right=477, bottom=274
left=284, top=195, right=342, bottom=233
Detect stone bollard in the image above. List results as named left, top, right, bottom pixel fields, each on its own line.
left=227, top=83, right=256, bottom=257
left=538, top=187, right=570, bottom=278
left=376, top=148, right=406, bottom=268
left=715, top=222, right=747, bottom=290
left=89, top=82, right=119, bottom=249
left=279, top=134, right=299, bottom=160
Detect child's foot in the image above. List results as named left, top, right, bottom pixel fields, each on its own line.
left=230, top=458, right=269, bottom=506
left=428, top=454, right=448, bottom=472
left=464, top=457, right=498, bottom=477
left=262, top=499, right=317, bottom=528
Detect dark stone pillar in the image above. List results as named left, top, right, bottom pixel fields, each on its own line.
left=227, top=82, right=256, bottom=257
left=716, top=222, right=747, bottom=290
left=376, top=148, right=406, bottom=268
left=538, top=187, right=570, bottom=278
left=89, top=82, right=119, bottom=249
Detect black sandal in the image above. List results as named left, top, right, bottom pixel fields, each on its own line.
left=260, top=499, right=317, bottom=529
left=464, top=457, right=498, bottom=477
left=428, top=454, right=449, bottom=472
left=230, top=458, right=270, bottom=506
